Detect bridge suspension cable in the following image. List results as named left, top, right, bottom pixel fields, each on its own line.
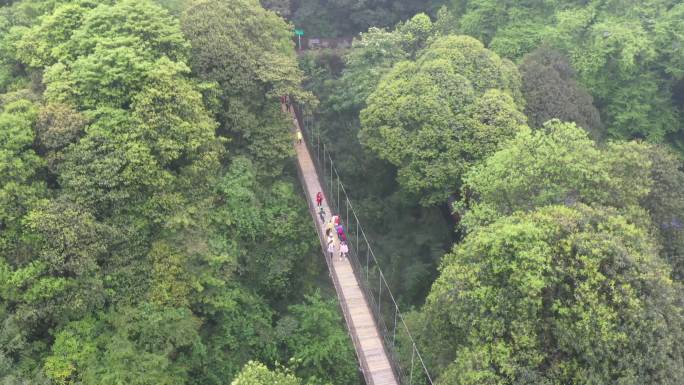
left=292, top=103, right=434, bottom=385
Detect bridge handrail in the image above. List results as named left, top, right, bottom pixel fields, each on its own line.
left=292, top=103, right=434, bottom=385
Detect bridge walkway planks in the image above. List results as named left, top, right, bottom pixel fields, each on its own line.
left=288, top=105, right=399, bottom=385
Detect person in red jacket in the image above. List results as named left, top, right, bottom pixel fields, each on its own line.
left=316, top=191, right=323, bottom=207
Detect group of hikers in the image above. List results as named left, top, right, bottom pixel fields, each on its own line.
left=317, top=191, right=349, bottom=262
left=284, top=96, right=345, bottom=261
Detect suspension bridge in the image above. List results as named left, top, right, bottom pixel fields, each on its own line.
left=287, top=102, right=434, bottom=385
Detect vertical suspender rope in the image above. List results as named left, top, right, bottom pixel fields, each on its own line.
left=345, top=198, right=349, bottom=234
left=366, top=246, right=369, bottom=281
left=316, top=119, right=320, bottom=162
left=356, top=216, right=359, bottom=258
left=393, top=305, right=398, bottom=347
left=378, top=272, right=382, bottom=315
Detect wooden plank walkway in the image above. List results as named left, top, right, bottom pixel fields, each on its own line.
left=288, top=105, right=399, bottom=385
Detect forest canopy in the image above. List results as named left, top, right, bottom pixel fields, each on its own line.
left=0, top=1, right=354, bottom=384
left=0, top=0, right=682, bottom=384
left=297, top=0, right=684, bottom=384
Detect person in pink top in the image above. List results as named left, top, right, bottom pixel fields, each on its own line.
left=336, top=224, right=346, bottom=242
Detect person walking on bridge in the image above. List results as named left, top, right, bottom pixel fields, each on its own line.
left=339, top=241, right=348, bottom=261
left=327, top=237, right=335, bottom=261
left=318, top=205, right=325, bottom=223
left=316, top=192, right=325, bottom=222
left=296, top=129, right=303, bottom=144
left=326, top=217, right=335, bottom=236
left=336, top=223, right=346, bottom=243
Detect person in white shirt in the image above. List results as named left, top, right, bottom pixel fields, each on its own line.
left=339, top=241, right=349, bottom=261
left=327, top=239, right=335, bottom=261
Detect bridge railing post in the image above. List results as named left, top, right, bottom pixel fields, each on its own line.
left=378, top=271, right=382, bottom=316
left=365, top=244, right=369, bottom=282
left=355, top=214, right=359, bottom=258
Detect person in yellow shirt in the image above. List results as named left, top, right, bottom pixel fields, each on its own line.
left=326, top=218, right=334, bottom=236
left=296, top=129, right=303, bottom=144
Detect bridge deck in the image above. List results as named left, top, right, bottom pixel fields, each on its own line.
left=289, top=106, right=398, bottom=385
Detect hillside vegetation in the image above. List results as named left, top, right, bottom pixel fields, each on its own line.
left=0, top=1, right=356, bottom=384
left=300, top=1, right=684, bottom=383
left=0, top=0, right=682, bottom=384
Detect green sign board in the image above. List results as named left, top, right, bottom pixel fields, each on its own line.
left=294, top=29, right=304, bottom=36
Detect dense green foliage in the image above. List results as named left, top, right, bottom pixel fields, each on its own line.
left=231, top=361, right=302, bottom=385
left=421, top=204, right=683, bottom=384
left=181, top=0, right=311, bottom=176
left=2, top=0, right=683, bottom=384
left=298, top=2, right=684, bottom=383
left=277, top=292, right=358, bottom=384
left=519, top=47, right=602, bottom=137
left=460, top=121, right=650, bottom=223
left=0, top=1, right=357, bottom=384
left=439, top=0, right=683, bottom=148
left=287, top=0, right=446, bottom=37
left=359, top=34, right=524, bottom=205
left=297, top=0, right=683, bottom=151
left=417, top=122, right=684, bottom=384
